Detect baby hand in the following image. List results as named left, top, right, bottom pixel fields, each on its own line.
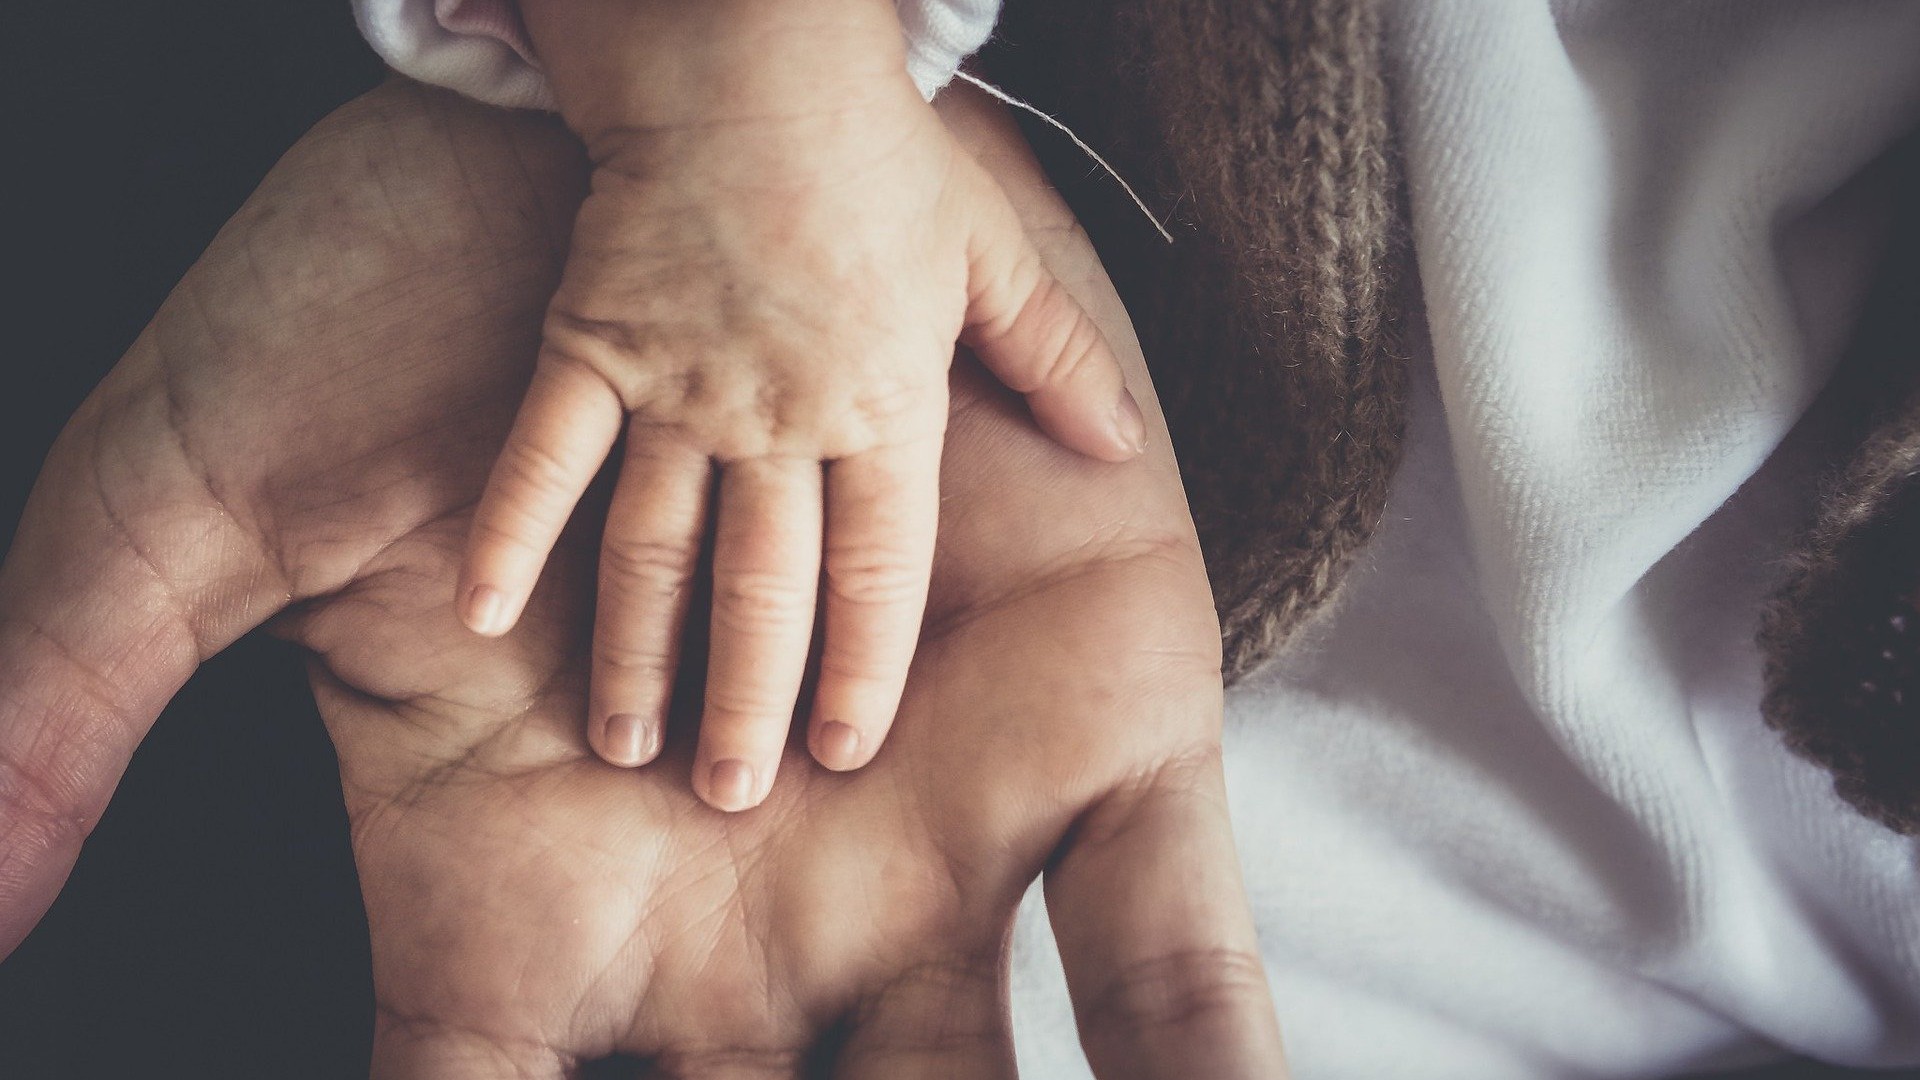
left=461, top=1, right=1143, bottom=812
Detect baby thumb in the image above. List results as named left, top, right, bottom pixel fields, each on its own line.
left=960, top=177, right=1146, bottom=464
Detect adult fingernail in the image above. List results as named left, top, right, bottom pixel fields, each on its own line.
left=814, top=721, right=863, bottom=770
left=465, top=585, right=510, bottom=636
left=708, top=759, right=758, bottom=811
left=602, top=714, right=654, bottom=766
left=1113, top=389, right=1147, bottom=456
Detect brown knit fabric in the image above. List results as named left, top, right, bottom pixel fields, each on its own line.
left=1759, top=414, right=1920, bottom=835
left=980, top=0, right=1414, bottom=683
left=1758, top=140, right=1920, bottom=835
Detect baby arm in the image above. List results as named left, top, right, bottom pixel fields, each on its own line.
left=462, top=0, right=1146, bottom=810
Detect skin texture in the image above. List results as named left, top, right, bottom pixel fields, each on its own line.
left=0, top=81, right=1286, bottom=1077
left=467, top=0, right=1144, bottom=810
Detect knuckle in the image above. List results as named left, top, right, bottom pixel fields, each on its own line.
left=495, top=438, right=583, bottom=502
left=600, top=536, right=697, bottom=596
left=710, top=570, right=815, bottom=632
left=848, top=378, right=941, bottom=441
left=591, top=635, right=673, bottom=677
left=466, top=515, right=551, bottom=560
left=816, top=651, right=901, bottom=690
left=0, top=746, right=94, bottom=886
left=543, top=311, right=655, bottom=373
left=977, top=263, right=1108, bottom=394
left=970, top=249, right=1047, bottom=344
left=1032, top=302, right=1108, bottom=391
left=823, top=548, right=926, bottom=609
left=702, top=684, right=796, bottom=725
left=0, top=747, right=82, bottom=828
left=1083, top=947, right=1271, bottom=1038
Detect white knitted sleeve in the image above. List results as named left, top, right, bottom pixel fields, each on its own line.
left=351, top=0, right=1002, bottom=110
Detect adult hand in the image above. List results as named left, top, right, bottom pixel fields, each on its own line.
left=0, top=81, right=1284, bottom=1077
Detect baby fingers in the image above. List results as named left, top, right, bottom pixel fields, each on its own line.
left=461, top=355, right=625, bottom=638
left=652, top=439, right=941, bottom=810
left=962, top=184, right=1146, bottom=464
left=589, top=427, right=711, bottom=768
left=697, top=456, right=825, bottom=812
left=810, top=437, right=943, bottom=772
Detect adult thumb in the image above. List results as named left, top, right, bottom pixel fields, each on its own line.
left=0, top=356, right=290, bottom=957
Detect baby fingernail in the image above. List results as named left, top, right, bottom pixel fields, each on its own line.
left=603, top=714, right=654, bottom=766
left=465, top=585, right=510, bottom=636
left=708, top=759, right=758, bottom=811
left=814, top=721, right=863, bottom=770
left=1113, top=389, right=1147, bottom=455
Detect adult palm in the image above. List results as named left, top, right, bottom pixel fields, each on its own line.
left=0, top=82, right=1281, bottom=1078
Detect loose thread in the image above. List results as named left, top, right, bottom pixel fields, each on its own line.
left=953, top=70, right=1175, bottom=244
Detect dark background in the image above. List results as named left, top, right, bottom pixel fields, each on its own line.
left=0, top=3, right=1913, bottom=1079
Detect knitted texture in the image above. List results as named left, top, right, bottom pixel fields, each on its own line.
left=982, top=0, right=1412, bottom=683
left=1760, top=414, right=1920, bottom=835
